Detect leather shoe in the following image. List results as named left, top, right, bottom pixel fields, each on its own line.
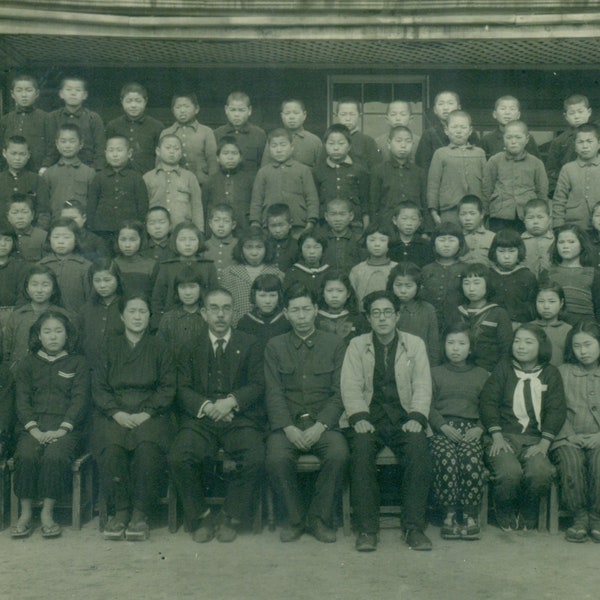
left=308, top=518, right=336, bottom=543
left=216, top=514, right=238, bottom=543
left=192, top=513, right=215, bottom=543
left=355, top=532, right=377, bottom=552
left=405, top=528, right=432, bottom=551
left=280, top=523, right=304, bottom=542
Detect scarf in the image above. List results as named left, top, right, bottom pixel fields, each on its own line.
left=512, top=362, right=544, bottom=433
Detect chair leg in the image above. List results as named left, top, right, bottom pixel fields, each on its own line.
left=480, top=481, right=489, bottom=530
left=266, top=485, right=276, bottom=532
left=167, top=480, right=178, bottom=533
left=72, top=469, right=82, bottom=530
left=83, top=460, right=94, bottom=525
left=342, top=480, right=351, bottom=536
left=98, top=492, right=108, bottom=532
left=9, top=462, right=18, bottom=528
left=252, top=491, right=263, bottom=534
left=538, top=493, right=548, bottom=532
left=548, top=480, right=560, bottom=534
left=0, top=462, right=8, bottom=530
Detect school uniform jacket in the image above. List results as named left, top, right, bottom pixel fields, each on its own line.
left=458, top=303, right=513, bottom=372
left=339, top=331, right=432, bottom=430
left=480, top=358, right=566, bottom=443
left=16, top=352, right=88, bottom=433
left=177, top=329, right=265, bottom=431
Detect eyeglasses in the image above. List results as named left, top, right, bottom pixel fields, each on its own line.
left=206, top=305, right=233, bottom=314
left=370, top=308, right=395, bottom=319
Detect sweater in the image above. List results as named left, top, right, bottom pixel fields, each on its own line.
left=429, top=362, right=489, bottom=432
left=397, top=299, right=441, bottom=367
left=489, top=265, right=538, bottom=323
left=349, top=260, right=398, bottom=312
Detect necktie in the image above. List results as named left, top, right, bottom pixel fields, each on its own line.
left=215, top=338, right=226, bottom=391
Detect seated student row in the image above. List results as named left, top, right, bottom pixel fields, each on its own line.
left=4, top=75, right=600, bottom=240
left=2, top=280, right=600, bottom=551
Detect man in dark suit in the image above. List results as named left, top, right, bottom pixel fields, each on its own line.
left=168, top=287, right=265, bottom=543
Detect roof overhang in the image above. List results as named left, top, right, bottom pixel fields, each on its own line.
left=1, top=2, right=600, bottom=69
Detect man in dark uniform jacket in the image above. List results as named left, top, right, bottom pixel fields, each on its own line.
left=265, top=282, right=348, bottom=543
left=168, top=287, right=265, bottom=543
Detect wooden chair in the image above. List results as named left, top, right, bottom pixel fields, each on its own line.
left=203, top=449, right=263, bottom=534
left=266, top=453, right=322, bottom=532
left=8, top=452, right=94, bottom=529
left=97, top=476, right=178, bottom=533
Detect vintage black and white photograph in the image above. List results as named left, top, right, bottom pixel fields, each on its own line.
left=0, top=2, right=598, bottom=599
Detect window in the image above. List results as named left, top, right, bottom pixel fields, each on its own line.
left=327, top=75, right=429, bottom=139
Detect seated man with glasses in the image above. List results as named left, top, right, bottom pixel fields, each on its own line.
left=168, top=287, right=265, bottom=543
left=341, top=290, right=433, bottom=552
left=265, top=282, right=349, bottom=543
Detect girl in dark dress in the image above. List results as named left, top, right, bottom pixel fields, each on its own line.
left=92, top=295, right=176, bottom=541
left=12, top=310, right=88, bottom=538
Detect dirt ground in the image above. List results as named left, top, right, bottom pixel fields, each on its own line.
left=0, top=513, right=598, bottom=600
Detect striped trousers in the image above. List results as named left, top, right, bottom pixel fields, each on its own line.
left=552, top=444, right=600, bottom=519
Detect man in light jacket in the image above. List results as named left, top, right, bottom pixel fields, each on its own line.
left=341, top=290, right=432, bottom=552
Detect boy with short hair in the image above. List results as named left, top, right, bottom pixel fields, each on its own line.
left=202, top=203, right=238, bottom=282
left=483, top=120, right=549, bottom=232
left=106, top=82, right=164, bottom=174
left=481, top=95, right=540, bottom=160
left=204, top=136, right=254, bottom=230
left=313, top=124, right=370, bottom=228
left=60, top=199, right=109, bottom=262
left=552, top=122, right=600, bottom=231
left=335, top=97, right=381, bottom=173
left=457, top=195, right=495, bottom=265
left=427, top=110, right=486, bottom=226
left=160, top=92, right=218, bottom=186
left=140, top=206, right=174, bottom=262
left=250, top=128, right=319, bottom=236
left=43, top=123, right=95, bottom=218
left=0, top=135, right=50, bottom=228
left=265, top=203, right=297, bottom=272
left=6, top=193, right=46, bottom=262
left=262, top=99, right=322, bottom=168
left=521, top=198, right=554, bottom=277
left=0, top=74, right=49, bottom=173
left=389, top=201, right=434, bottom=267
left=87, top=136, right=148, bottom=240
left=546, top=94, right=593, bottom=193
left=213, top=91, right=267, bottom=174
left=319, top=197, right=363, bottom=274
left=143, top=134, right=204, bottom=231
left=369, top=125, right=429, bottom=230
left=374, top=100, right=420, bottom=162
left=416, top=90, right=479, bottom=173
left=44, top=75, right=105, bottom=171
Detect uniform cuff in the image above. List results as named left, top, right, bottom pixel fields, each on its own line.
left=24, top=421, right=38, bottom=432
left=348, top=412, right=370, bottom=427
left=407, top=412, right=428, bottom=429
left=59, top=422, right=73, bottom=432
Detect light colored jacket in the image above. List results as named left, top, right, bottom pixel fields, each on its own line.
left=339, top=331, right=432, bottom=429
